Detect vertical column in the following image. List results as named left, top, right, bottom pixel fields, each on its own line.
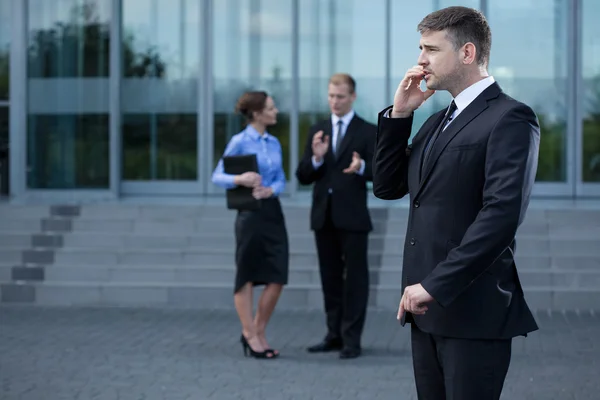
left=384, top=0, right=391, bottom=104
left=479, top=0, right=488, bottom=17
left=198, top=0, right=206, bottom=192
left=109, top=0, right=122, bottom=198
left=311, top=0, right=320, bottom=120
left=203, top=0, right=214, bottom=193
left=572, top=0, right=583, bottom=196
left=328, top=0, right=336, bottom=74
left=9, top=0, right=27, bottom=198
left=289, top=0, right=299, bottom=195
left=249, top=0, right=261, bottom=85
left=226, top=0, right=241, bottom=142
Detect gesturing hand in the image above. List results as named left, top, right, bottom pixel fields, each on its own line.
left=311, top=130, right=329, bottom=162
left=397, top=284, right=434, bottom=320
left=392, top=65, right=435, bottom=118
left=343, top=151, right=363, bottom=174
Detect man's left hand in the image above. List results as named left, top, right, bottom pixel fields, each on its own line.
left=397, top=284, right=434, bottom=320
left=343, top=151, right=362, bottom=174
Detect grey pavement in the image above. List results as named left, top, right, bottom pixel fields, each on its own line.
left=0, top=305, right=599, bottom=400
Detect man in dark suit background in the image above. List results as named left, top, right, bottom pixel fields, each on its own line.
left=373, top=6, right=540, bottom=399
left=296, top=73, right=376, bottom=359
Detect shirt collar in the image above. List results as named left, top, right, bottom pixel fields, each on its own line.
left=245, top=124, right=271, bottom=141
left=331, top=109, right=355, bottom=127
left=452, top=76, right=495, bottom=114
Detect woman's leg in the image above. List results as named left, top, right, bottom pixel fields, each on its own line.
left=235, top=282, right=264, bottom=352
left=254, top=283, right=283, bottom=351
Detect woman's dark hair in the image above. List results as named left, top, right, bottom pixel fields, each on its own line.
left=235, top=91, right=269, bottom=121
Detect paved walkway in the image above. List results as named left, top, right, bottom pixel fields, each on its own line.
left=1, top=306, right=598, bottom=400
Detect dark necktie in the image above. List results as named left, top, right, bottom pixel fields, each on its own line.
left=334, top=120, right=344, bottom=157
left=421, top=100, right=457, bottom=170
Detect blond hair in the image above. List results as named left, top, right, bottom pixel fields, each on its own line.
left=329, top=73, right=356, bottom=94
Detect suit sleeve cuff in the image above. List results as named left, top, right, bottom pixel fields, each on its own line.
left=311, top=156, right=324, bottom=169
left=355, top=159, right=366, bottom=175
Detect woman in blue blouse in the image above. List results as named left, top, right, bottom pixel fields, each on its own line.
left=212, top=91, right=289, bottom=360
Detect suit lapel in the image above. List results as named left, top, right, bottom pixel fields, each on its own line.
left=324, top=120, right=336, bottom=162
left=415, top=83, right=502, bottom=198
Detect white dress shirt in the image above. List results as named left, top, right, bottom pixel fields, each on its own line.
left=444, top=76, right=495, bottom=129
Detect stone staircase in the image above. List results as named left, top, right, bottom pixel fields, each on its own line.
left=1, top=202, right=600, bottom=311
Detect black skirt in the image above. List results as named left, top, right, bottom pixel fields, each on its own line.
left=234, top=197, right=289, bottom=293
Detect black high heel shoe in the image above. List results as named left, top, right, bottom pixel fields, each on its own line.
left=240, top=334, right=276, bottom=359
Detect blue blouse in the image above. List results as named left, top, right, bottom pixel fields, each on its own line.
left=211, top=125, right=286, bottom=196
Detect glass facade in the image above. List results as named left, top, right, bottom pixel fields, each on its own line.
left=2, top=0, right=599, bottom=199
left=213, top=0, right=292, bottom=180
left=122, top=0, right=200, bottom=185
left=583, top=0, right=600, bottom=183
left=0, top=0, right=10, bottom=196
left=26, top=0, right=111, bottom=189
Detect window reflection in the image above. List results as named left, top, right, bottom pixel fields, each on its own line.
left=121, top=0, right=200, bottom=182
left=488, top=0, right=569, bottom=182
left=583, top=0, right=600, bottom=182
left=0, top=0, right=10, bottom=100
left=0, top=106, right=8, bottom=195
left=27, top=0, right=111, bottom=189
left=213, top=0, right=292, bottom=180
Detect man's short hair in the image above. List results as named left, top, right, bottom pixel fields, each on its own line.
left=417, top=6, right=491, bottom=66
left=329, top=73, right=356, bottom=94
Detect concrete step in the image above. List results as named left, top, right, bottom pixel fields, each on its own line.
left=67, top=218, right=395, bottom=235
left=50, top=247, right=392, bottom=267
left=1, top=280, right=599, bottom=312
left=0, top=219, right=42, bottom=233
left=0, top=233, right=34, bottom=247
left=3, top=264, right=596, bottom=290
left=0, top=248, right=25, bottom=264
left=46, top=247, right=600, bottom=269
left=57, top=232, right=600, bottom=256
left=76, top=204, right=393, bottom=220
left=65, top=216, right=600, bottom=237
left=0, top=205, right=49, bottom=219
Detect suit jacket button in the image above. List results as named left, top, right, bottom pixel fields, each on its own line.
left=414, top=200, right=420, bottom=208
left=410, top=238, right=416, bottom=246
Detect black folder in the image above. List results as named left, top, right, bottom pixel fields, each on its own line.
left=223, top=154, right=261, bottom=210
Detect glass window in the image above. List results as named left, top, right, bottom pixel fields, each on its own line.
left=213, top=0, right=292, bottom=180
left=121, top=0, right=200, bottom=182
left=582, top=0, right=600, bottom=183
left=297, top=0, right=387, bottom=189
left=0, top=0, right=10, bottom=101
left=27, top=0, right=111, bottom=189
left=0, top=106, right=7, bottom=195
left=487, top=0, right=569, bottom=182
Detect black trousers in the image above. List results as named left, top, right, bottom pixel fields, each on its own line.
left=314, top=197, right=369, bottom=349
left=411, top=323, right=512, bottom=400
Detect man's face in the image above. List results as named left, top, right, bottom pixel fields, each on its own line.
left=417, top=30, right=464, bottom=91
left=327, top=83, right=356, bottom=117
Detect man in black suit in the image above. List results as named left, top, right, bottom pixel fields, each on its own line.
left=296, top=73, right=376, bottom=359
left=373, top=6, right=540, bottom=399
